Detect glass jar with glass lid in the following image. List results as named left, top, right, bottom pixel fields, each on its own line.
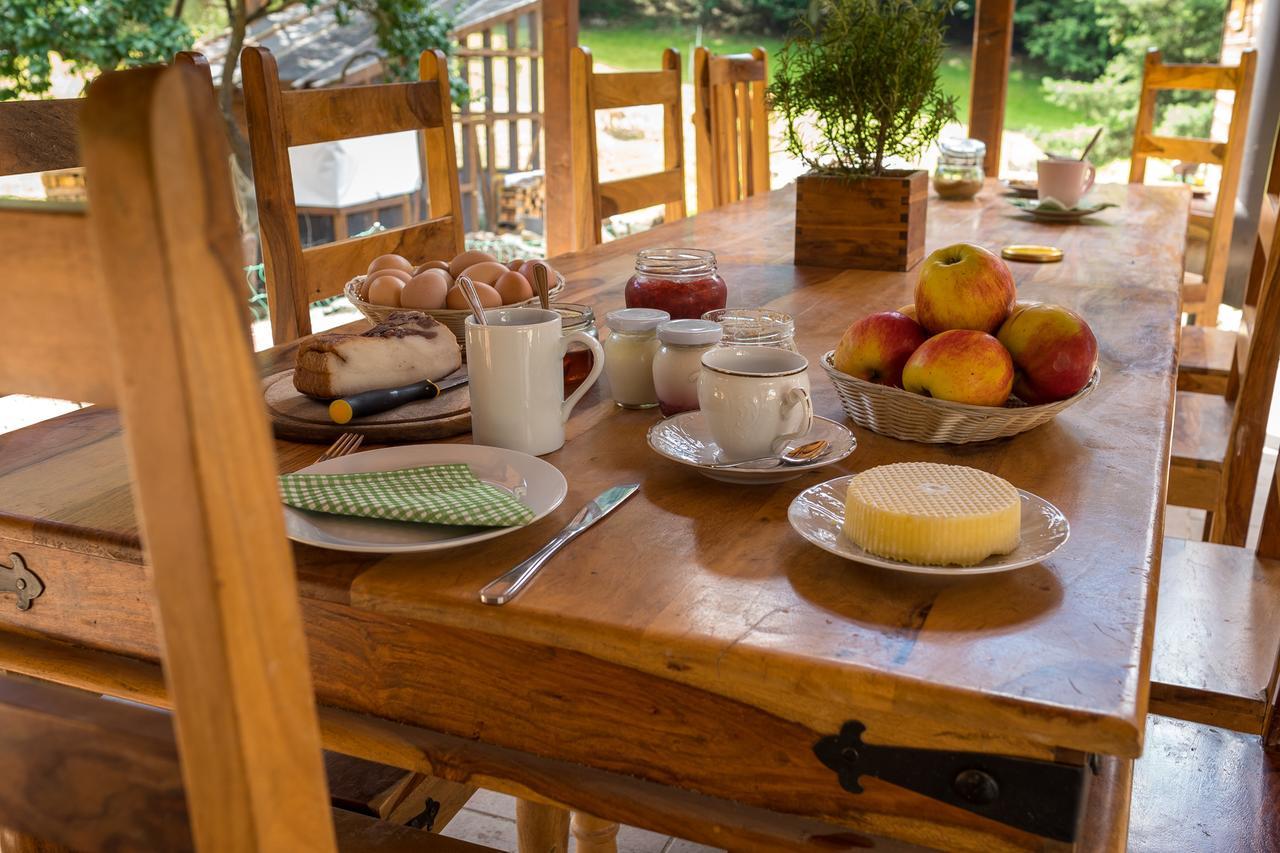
left=624, top=248, right=728, bottom=320
left=933, top=138, right=986, bottom=200
left=702, top=308, right=798, bottom=353
left=553, top=302, right=597, bottom=396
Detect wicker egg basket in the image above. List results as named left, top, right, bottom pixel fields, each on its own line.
left=344, top=272, right=566, bottom=344
left=821, top=351, right=1100, bottom=444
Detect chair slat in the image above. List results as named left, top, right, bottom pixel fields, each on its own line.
left=708, top=55, right=766, bottom=85
left=1134, top=133, right=1227, bottom=166
left=591, top=70, right=679, bottom=110
left=302, top=217, right=458, bottom=302
left=0, top=203, right=113, bottom=405
left=1146, top=62, right=1240, bottom=91
left=283, top=82, right=445, bottom=147
left=599, top=169, right=684, bottom=218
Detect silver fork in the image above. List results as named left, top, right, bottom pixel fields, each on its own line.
left=316, top=432, right=364, bottom=463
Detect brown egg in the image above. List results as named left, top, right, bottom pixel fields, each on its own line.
left=507, top=258, right=525, bottom=272
left=372, top=267, right=412, bottom=283
left=400, top=270, right=450, bottom=310
left=367, top=275, right=405, bottom=307
left=445, top=281, right=502, bottom=310
left=415, top=259, right=451, bottom=275
left=367, top=254, right=413, bottom=276
left=458, top=260, right=509, bottom=285
left=494, top=270, right=534, bottom=305
left=448, top=250, right=497, bottom=279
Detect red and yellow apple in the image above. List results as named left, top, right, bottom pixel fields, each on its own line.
left=833, top=311, right=928, bottom=387
left=896, top=303, right=918, bottom=322
left=901, top=330, right=1014, bottom=407
left=996, top=302, right=1098, bottom=404
left=914, top=243, right=1017, bottom=334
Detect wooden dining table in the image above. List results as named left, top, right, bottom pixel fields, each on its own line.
left=0, top=180, right=1188, bottom=852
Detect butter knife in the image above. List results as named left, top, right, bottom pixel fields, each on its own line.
left=479, top=484, right=640, bottom=605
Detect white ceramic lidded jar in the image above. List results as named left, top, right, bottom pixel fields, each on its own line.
left=653, top=319, right=723, bottom=417
left=604, top=307, right=670, bottom=409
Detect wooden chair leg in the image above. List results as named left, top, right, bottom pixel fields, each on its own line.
left=571, top=812, right=619, bottom=853
left=516, top=800, right=569, bottom=853
left=1202, top=510, right=1216, bottom=541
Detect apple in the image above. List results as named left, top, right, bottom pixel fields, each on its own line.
left=833, top=311, right=928, bottom=387
left=896, top=303, right=918, bottom=322
left=996, top=302, right=1099, bottom=404
left=902, top=330, right=1014, bottom=407
left=914, top=243, right=1017, bottom=334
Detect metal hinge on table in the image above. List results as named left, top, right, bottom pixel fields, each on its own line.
left=0, top=553, right=43, bottom=611
left=814, top=721, right=1088, bottom=843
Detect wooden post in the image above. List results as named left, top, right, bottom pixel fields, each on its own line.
left=968, top=0, right=1014, bottom=177
left=543, top=0, right=579, bottom=255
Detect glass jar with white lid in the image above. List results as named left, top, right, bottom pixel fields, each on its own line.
left=604, top=308, right=669, bottom=409
left=653, top=319, right=723, bottom=417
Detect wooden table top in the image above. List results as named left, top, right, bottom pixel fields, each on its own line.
left=0, top=180, right=1189, bottom=763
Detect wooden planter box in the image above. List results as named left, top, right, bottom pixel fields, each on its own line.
left=794, top=170, right=928, bottom=272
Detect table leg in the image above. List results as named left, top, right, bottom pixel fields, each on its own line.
left=571, top=812, right=619, bottom=853
left=516, top=799, right=569, bottom=853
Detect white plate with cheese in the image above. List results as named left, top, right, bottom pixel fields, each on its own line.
left=788, top=466, right=1069, bottom=575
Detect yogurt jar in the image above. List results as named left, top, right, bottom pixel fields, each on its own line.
left=653, top=319, right=723, bottom=416
left=604, top=308, right=669, bottom=408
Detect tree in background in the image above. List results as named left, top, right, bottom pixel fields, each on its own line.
left=1034, top=0, right=1225, bottom=163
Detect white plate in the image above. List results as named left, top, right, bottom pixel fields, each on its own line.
left=647, top=412, right=856, bottom=484
left=788, top=475, right=1069, bottom=575
left=283, top=444, right=567, bottom=553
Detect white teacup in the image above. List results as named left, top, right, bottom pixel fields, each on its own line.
left=465, top=307, right=605, bottom=456
left=1037, top=158, right=1095, bottom=208
left=698, top=346, right=813, bottom=462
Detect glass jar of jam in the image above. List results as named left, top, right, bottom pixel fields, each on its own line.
left=555, top=302, right=597, bottom=396
left=702, top=308, right=798, bottom=353
left=624, top=248, right=727, bottom=320
left=933, top=137, right=986, bottom=200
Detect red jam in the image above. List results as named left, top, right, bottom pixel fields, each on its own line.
left=623, top=248, right=727, bottom=320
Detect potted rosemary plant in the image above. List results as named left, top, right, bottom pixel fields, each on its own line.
left=770, top=0, right=957, bottom=271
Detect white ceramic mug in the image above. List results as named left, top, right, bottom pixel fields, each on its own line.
left=466, top=307, right=605, bottom=456
left=1037, top=158, right=1096, bottom=208
left=698, top=346, right=813, bottom=462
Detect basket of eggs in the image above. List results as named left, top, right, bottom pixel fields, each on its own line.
left=822, top=243, right=1100, bottom=444
left=346, top=249, right=565, bottom=343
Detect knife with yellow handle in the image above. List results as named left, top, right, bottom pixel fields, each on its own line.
left=328, top=373, right=468, bottom=424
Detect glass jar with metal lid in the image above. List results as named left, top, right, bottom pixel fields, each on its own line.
left=624, top=248, right=728, bottom=320
left=653, top=319, right=723, bottom=417
left=553, top=302, right=597, bottom=396
left=702, top=308, right=797, bottom=353
left=933, top=138, right=986, bottom=200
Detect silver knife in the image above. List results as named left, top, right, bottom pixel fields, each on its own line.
left=479, top=484, right=640, bottom=605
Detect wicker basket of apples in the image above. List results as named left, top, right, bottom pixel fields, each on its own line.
left=823, top=243, right=1100, bottom=444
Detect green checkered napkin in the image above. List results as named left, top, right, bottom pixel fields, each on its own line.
left=279, top=463, right=534, bottom=527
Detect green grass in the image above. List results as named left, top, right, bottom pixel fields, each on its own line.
left=580, top=25, right=1087, bottom=134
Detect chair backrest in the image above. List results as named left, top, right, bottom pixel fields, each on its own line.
left=692, top=47, right=769, bottom=211
left=1130, top=47, right=1258, bottom=324
left=0, top=63, right=337, bottom=851
left=241, top=46, right=464, bottom=344
left=1211, top=120, right=1280, bottom=546
left=569, top=46, right=686, bottom=249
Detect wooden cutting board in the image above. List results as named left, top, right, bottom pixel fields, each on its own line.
left=262, top=367, right=471, bottom=443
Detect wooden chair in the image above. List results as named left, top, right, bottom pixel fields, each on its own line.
left=1167, top=119, right=1280, bottom=546
left=692, top=47, right=770, bottom=211
left=0, top=63, right=489, bottom=852
left=1130, top=47, right=1257, bottom=329
left=569, top=46, right=686, bottom=249
left=241, top=46, right=464, bottom=344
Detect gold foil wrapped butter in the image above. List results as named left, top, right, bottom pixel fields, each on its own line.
left=843, top=463, right=1021, bottom=566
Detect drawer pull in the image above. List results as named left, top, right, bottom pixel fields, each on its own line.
left=1, top=553, right=44, bottom=611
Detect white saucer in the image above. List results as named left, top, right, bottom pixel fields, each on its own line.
left=787, top=474, right=1069, bottom=575
left=647, top=412, right=856, bottom=484
left=283, top=444, right=567, bottom=553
